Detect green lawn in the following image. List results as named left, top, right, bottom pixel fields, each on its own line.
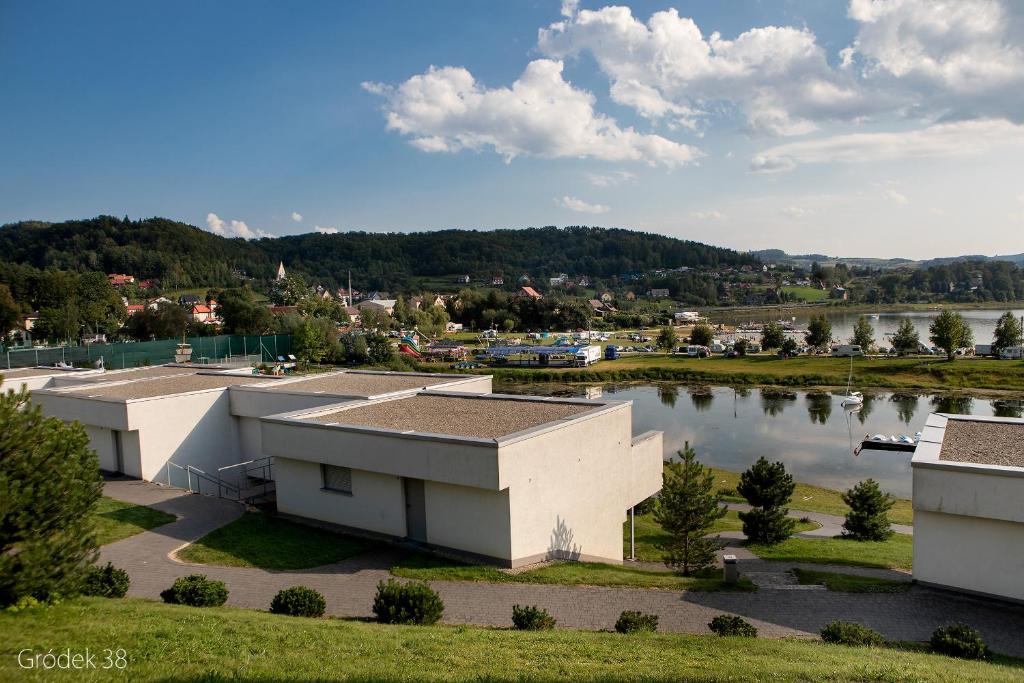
left=791, top=567, right=911, bottom=593
left=391, top=552, right=755, bottom=592
left=2, top=598, right=1021, bottom=682
left=177, top=511, right=373, bottom=570
left=710, top=468, right=914, bottom=526
left=487, top=354, right=1024, bottom=393
left=91, top=497, right=175, bottom=546
left=781, top=285, right=829, bottom=302
left=624, top=509, right=820, bottom=563
left=748, top=534, right=914, bottom=571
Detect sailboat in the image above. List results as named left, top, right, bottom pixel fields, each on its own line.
left=840, top=355, right=863, bottom=407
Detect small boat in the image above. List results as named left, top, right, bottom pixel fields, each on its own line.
left=840, top=356, right=863, bottom=406
left=857, top=432, right=920, bottom=453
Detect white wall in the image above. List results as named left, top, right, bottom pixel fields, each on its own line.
left=84, top=425, right=117, bottom=473
left=499, top=404, right=637, bottom=565
left=423, top=481, right=511, bottom=561
left=914, top=510, right=1024, bottom=602
left=274, top=457, right=406, bottom=537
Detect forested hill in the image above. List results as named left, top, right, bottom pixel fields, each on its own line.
left=0, top=216, right=758, bottom=291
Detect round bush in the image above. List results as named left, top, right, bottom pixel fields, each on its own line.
left=270, top=586, right=326, bottom=618
left=372, top=579, right=443, bottom=625
left=708, top=614, right=757, bottom=637
left=160, top=574, right=228, bottom=607
left=511, top=604, right=556, bottom=631
left=930, top=623, right=987, bottom=660
left=819, top=620, right=884, bottom=647
left=615, top=610, right=658, bottom=634
left=81, top=563, right=130, bottom=599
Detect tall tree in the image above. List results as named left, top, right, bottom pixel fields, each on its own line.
left=292, top=318, right=338, bottom=365
left=851, top=315, right=874, bottom=351
left=805, top=315, right=833, bottom=349
left=217, top=287, right=272, bottom=334
left=653, top=444, right=727, bottom=576
left=737, top=457, right=796, bottom=545
left=992, top=311, right=1023, bottom=355
left=890, top=318, right=920, bottom=355
left=760, top=321, right=784, bottom=350
left=657, top=325, right=678, bottom=352
left=689, top=323, right=715, bottom=347
left=0, top=388, right=104, bottom=605
left=0, top=284, right=19, bottom=345
left=929, top=309, right=973, bottom=360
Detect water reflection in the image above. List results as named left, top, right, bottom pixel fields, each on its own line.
left=497, top=381, right=1018, bottom=498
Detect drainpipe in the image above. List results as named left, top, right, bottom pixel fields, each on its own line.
left=629, top=506, right=636, bottom=561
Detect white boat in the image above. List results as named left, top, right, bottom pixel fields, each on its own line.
left=840, top=356, right=863, bottom=406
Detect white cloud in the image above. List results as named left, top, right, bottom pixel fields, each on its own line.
left=586, top=170, right=636, bottom=187
left=291, top=212, right=303, bottom=222
left=781, top=206, right=811, bottom=218
left=205, top=212, right=273, bottom=240
left=558, top=195, right=610, bottom=214
left=750, top=118, right=1024, bottom=172
left=314, top=225, right=339, bottom=234
left=882, top=188, right=909, bottom=205
left=362, top=59, right=701, bottom=168
left=560, top=0, right=579, bottom=18
left=690, top=210, right=726, bottom=221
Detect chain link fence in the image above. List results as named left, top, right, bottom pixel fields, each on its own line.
left=2, top=334, right=292, bottom=370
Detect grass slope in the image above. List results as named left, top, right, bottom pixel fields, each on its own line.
left=91, top=497, right=175, bottom=546
left=487, top=355, right=1024, bottom=393
left=391, top=553, right=755, bottom=592
left=749, top=534, right=914, bottom=572
left=709, top=468, right=914, bottom=526
left=2, top=598, right=1021, bottom=682
left=177, top=512, right=372, bottom=570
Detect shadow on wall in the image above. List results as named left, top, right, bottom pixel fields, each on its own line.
left=547, top=515, right=581, bottom=562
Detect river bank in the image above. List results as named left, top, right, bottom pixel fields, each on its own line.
left=475, top=354, right=1024, bottom=397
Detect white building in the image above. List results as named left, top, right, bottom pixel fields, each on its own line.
left=0, top=366, right=105, bottom=392
left=262, top=392, right=662, bottom=567
left=912, top=413, right=1024, bottom=603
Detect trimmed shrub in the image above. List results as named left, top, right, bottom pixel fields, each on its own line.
left=615, top=610, right=659, bottom=634
left=930, top=623, right=987, bottom=660
left=842, top=479, right=895, bottom=541
left=372, top=579, right=443, bottom=625
left=81, top=563, right=130, bottom=599
left=270, top=586, right=326, bottom=618
left=708, top=614, right=757, bottom=637
left=819, top=620, right=884, bottom=647
left=160, top=574, right=228, bottom=607
left=511, top=604, right=556, bottom=631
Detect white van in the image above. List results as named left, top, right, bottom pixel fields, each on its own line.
left=831, top=344, right=864, bottom=357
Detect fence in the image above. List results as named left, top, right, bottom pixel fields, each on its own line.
left=2, top=334, right=292, bottom=370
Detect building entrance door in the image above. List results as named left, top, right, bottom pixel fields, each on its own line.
left=403, top=478, right=427, bottom=542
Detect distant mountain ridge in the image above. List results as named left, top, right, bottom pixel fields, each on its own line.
left=752, top=249, right=1024, bottom=270
left=0, top=216, right=758, bottom=291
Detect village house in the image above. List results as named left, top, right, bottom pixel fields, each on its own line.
left=147, top=296, right=173, bottom=310
left=358, top=299, right=397, bottom=316
left=491, top=276, right=504, bottom=286
left=107, top=273, right=135, bottom=286
left=647, top=288, right=670, bottom=299
left=518, top=286, right=542, bottom=300
left=126, top=304, right=145, bottom=316
left=190, top=304, right=216, bottom=323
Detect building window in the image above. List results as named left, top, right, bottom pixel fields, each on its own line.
left=321, top=464, right=352, bottom=495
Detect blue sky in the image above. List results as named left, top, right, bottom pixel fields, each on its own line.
left=2, top=0, right=1023, bottom=258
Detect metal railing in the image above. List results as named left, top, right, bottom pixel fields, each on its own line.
left=166, top=457, right=274, bottom=504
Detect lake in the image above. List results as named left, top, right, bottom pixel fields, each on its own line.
left=498, top=382, right=1023, bottom=498
left=715, top=308, right=1024, bottom=348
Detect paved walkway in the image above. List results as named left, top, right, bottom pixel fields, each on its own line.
left=724, top=502, right=914, bottom=537
left=101, top=480, right=1024, bottom=657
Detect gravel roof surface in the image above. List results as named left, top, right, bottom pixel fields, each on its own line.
left=69, top=373, right=270, bottom=400
left=81, top=366, right=198, bottom=382
left=267, top=372, right=459, bottom=396
left=306, top=394, right=593, bottom=438
left=939, top=419, right=1024, bottom=467
left=0, top=367, right=73, bottom=380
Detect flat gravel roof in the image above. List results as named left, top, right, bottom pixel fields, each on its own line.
left=69, top=373, right=270, bottom=400
left=1, top=367, right=72, bottom=380
left=80, top=366, right=199, bottom=382
left=939, top=419, right=1024, bottom=467
left=266, top=372, right=459, bottom=396
left=306, top=394, right=593, bottom=439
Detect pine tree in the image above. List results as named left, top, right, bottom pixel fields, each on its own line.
left=891, top=318, right=920, bottom=355
left=841, top=479, right=894, bottom=541
left=0, top=388, right=104, bottom=605
left=653, top=444, right=727, bottom=575
left=851, top=315, right=874, bottom=351
left=737, top=457, right=796, bottom=545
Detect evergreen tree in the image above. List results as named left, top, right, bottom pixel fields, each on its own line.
left=653, top=444, right=727, bottom=576
left=841, top=479, right=894, bottom=541
left=657, top=326, right=678, bottom=352
left=992, top=311, right=1022, bottom=355
left=0, top=388, right=104, bottom=605
left=805, top=315, right=833, bottom=349
left=737, top=457, right=796, bottom=545
left=929, top=309, right=973, bottom=360
left=851, top=315, right=874, bottom=351
left=890, top=318, right=920, bottom=355
left=760, top=321, right=784, bottom=350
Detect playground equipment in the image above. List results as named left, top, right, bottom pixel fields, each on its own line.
left=399, top=334, right=423, bottom=359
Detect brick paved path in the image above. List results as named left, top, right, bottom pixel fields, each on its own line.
left=101, top=480, right=1024, bottom=657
